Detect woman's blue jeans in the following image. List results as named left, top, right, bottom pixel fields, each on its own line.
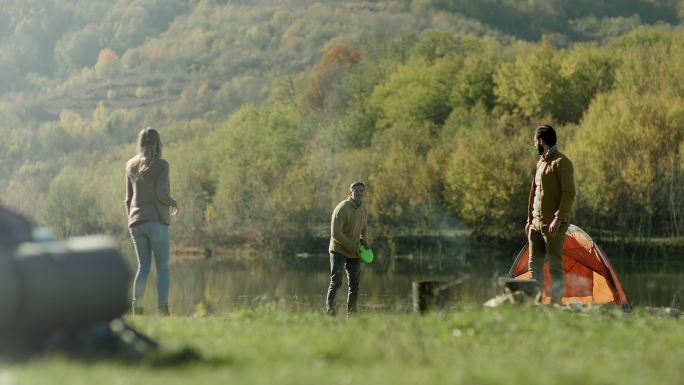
left=130, top=221, right=170, bottom=307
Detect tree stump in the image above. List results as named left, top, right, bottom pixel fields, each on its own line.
left=412, top=280, right=450, bottom=314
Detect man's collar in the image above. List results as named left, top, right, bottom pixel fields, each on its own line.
left=541, top=145, right=558, bottom=161
left=348, top=197, right=362, bottom=209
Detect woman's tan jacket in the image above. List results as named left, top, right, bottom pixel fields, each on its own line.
left=125, top=157, right=177, bottom=227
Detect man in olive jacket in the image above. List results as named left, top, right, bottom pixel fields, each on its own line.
left=525, top=125, right=575, bottom=305
left=326, top=182, right=368, bottom=316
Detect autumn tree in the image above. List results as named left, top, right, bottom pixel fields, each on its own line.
left=300, top=45, right=361, bottom=116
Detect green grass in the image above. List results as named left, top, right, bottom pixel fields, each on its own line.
left=1, top=306, right=683, bottom=385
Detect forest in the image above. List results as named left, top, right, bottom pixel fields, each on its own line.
left=0, top=0, right=683, bottom=251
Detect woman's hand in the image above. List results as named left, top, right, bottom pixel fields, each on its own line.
left=171, top=204, right=180, bottom=216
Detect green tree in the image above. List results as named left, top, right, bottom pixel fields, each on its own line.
left=164, top=136, right=216, bottom=245
left=367, top=122, right=443, bottom=231
left=205, top=103, right=304, bottom=244
left=54, top=26, right=102, bottom=76
left=40, top=170, right=102, bottom=238
left=612, top=29, right=684, bottom=97
left=450, top=53, right=499, bottom=110
left=494, top=42, right=566, bottom=122
left=494, top=41, right=615, bottom=124
left=409, top=29, right=459, bottom=62
left=443, top=108, right=532, bottom=238
left=568, top=91, right=684, bottom=237
left=369, top=56, right=460, bottom=128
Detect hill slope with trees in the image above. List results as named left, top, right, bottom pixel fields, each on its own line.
left=1, top=0, right=682, bottom=251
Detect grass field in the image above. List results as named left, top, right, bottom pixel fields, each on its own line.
left=1, top=306, right=683, bottom=385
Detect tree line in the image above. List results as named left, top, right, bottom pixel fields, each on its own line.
left=0, top=1, right=682, bottom=251
left=32, top=28, right=684, bottom=249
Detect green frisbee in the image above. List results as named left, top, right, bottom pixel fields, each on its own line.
left=359, top=245, right=374, bottom=263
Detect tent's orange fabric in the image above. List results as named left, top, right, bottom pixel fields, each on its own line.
left=508, top=225, right=629, bottom=306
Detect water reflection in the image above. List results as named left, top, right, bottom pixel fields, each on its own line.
left=132, top=244, right=684, bottom=314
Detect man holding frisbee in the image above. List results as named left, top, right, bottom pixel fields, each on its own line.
left=326, top=181, right=369, bottom=316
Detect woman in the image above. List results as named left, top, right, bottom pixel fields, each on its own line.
left=125, top=127, right=179, bottom=316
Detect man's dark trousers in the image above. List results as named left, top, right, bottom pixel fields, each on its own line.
left=529, top=218, right=568, bottom=304
left=326, top=252, right=361, bottom=315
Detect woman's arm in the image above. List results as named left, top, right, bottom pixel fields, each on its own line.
left=125, top=172, right=132, bottom=213
left=155, top=161, right=178, bottom=207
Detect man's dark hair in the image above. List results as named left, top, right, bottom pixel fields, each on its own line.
left=535, top=124, right=557, bottom=146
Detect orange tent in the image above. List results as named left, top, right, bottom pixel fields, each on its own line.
left=507, top=225, right=629, bottom=306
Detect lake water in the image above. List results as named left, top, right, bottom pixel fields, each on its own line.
left=132, top=238, right=684, bottom=315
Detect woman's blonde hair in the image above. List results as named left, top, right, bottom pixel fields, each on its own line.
left=127, top=127, right=162, bottom=181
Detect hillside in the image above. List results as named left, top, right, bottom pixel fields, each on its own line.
left=1, top=0, right=683, bottom=248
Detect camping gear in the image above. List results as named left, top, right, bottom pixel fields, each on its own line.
left=0, top=206, right=198, bottom=362
left=8, top=235, right=131, bottom=331
left=359, top=245, right=374, bottom=263
left=497, top=278, right=537, bottom=297
left=506, top=224, right=629, bottom=306
left=0, top=206, right=131, bottom=355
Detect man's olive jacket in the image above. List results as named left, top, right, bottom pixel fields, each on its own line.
left=527, top=149, right=576, bottom=224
